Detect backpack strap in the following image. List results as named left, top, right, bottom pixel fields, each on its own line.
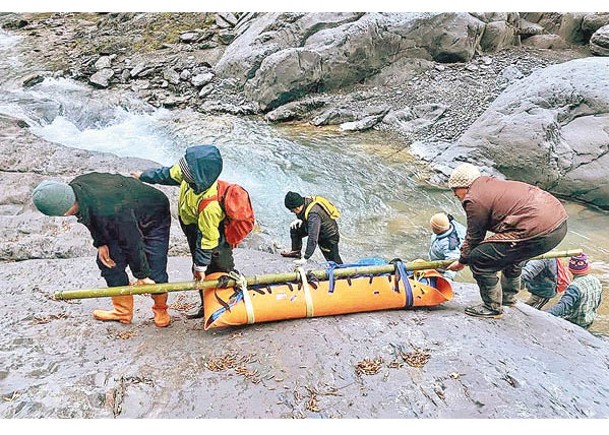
left=198, top=194, right=219, bottom=213
left=197, top=180, right=227, bottom=213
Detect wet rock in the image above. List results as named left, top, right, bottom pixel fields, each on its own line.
left=339, top=113, right=385, bottom=132
left=22, top=73, right=44, bottom=88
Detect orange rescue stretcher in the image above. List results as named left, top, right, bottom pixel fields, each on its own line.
left=202, top=260, right=453, bottom=330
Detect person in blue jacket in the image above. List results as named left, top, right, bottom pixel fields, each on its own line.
left=428, top=212, right=466, bottom=279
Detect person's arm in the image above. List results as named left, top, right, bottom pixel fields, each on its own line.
left=548, top=285, right=581, bottom=318
left=137, top=163, right=182, bottom=186
left=459, top=199, right=489, bottom=264
left=193, top=200, right=224, bottom=268
left=303, top=213, right=322, bottom=260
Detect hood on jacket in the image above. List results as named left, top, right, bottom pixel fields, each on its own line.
left=184, top=145, right=223, bottom=194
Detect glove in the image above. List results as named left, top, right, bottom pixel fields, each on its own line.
left=293, top=258, right=307, bottom=265
left=290, top=219, right=303, bottom=229
left=133, top=277, right=156, bottom=286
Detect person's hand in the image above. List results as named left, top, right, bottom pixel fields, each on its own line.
left=290, top=219, right=303, bottom=229
left=293, top=258, right=307, bottom=266
left=192, top=265, right=206, bottom=281
left=130, top=171, right=142, bottom=180
left=133, top=277, right=155, bottom=286
left=446, top=260, right=465, bottom=271
left=97, top=245, right=116, bottom=268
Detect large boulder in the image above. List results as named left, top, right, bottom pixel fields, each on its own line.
left=590, top=24, right=609, bottom=56
left=425, top=57, right=609, bottom=209
left=215, top=12, right=494, bottom=111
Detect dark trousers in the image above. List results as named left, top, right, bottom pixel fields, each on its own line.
left=97, top=216, right=171, bottom=287
left=290, top=226, right=343, bottom=264
left=469, top=221, right=567, bottom=310
left=179, top=219, right=235, bottom=274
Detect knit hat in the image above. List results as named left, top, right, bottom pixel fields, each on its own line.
left=32, top=180, right=76, bottom=216
left=430, top=212, right=450, bottom=234
left=569, top=253, right=590, bottom=275
left=284, top=191, right=305, bottom=209
left=448, top=163, right=481, bottom=189
left=178, top=156, right=196, bottom=185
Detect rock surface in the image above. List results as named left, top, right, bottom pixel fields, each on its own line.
left=415, top=57, right=609, bottom=209
left=2, top=12, right=609, bottom=418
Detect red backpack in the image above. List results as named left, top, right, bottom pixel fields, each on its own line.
left=198, top=180, right=256, bottom=247
left=555, top=258, right=572, bottom=293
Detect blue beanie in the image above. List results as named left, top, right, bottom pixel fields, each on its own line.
left=32, top=181, right=76, bottom=216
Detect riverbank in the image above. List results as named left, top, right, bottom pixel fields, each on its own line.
left=2, top=12, right=609, bottom=418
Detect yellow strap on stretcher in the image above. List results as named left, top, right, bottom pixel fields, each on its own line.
left=234, top=272, right=255, bottom=324
left=296, top=267, right=314, bottom=317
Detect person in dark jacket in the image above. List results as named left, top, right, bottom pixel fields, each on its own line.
left=446, top=163, right=568, bottom=319
left=281, top=191, right=343, bottom=265
left=32, top=173, right=172, bottom=327
left=132, top=145, right=234, bottom=319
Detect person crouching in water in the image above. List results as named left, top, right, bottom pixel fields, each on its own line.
left=548, top=253, right=603, bottom=330
left=281, top=191, right=343, bottom=265
left=133, top=145, right=233, bottom=319
left=428, top=212, right=466, bottom=280
left=32, top=173, right=172, bottom=327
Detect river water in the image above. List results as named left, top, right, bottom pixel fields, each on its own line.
left=2, top=28, right=609, bottom=334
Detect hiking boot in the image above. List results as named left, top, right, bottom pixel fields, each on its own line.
left=281, top=250, right=301, bottom=259
left=464, top=303, right=503, bottom=319
left=526, top=294, right=550, bottom=310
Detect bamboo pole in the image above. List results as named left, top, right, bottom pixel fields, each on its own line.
left=53, top=249, right=583, bottom=300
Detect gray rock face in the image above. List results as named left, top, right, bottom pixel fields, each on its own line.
left=582, top=12, right=609, bottom=34
left=590, top=24, right=609, bottom=56
left=429, top=57, right=609, bottom=209
left=216, top=12, right=494, bottom=110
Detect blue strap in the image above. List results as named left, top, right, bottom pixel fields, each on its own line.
left=326, top=261, right=339, bottom=294
left=394, top=260, right=414, bottom=308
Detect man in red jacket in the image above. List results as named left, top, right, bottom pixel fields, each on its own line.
left=446, top=163, right=568, bottom=319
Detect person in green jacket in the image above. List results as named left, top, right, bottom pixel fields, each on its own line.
left=132, top=144, right=233, bottom=319
left=32, top=173, right=172, bottom=327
